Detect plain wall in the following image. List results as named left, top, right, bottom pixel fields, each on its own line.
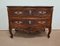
left=0, top=0, right=60, bottom=30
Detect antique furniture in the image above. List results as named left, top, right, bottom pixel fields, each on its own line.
left=7, top=6, right=53, bottom=38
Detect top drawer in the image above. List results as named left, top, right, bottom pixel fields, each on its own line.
left=7, top=7, right=53, bottom=18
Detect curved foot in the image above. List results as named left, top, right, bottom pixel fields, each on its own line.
left=47, top=27, right=51, bottom=38
left=10, top=35, right=13, bottom=38
left=47, top=35, right=50, bottom=38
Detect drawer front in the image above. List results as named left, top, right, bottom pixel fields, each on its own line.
left=10, top=19, right=50, bottom=28
left=8, top=7, right=52, bottom=18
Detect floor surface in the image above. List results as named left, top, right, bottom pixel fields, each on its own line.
left=0, top=30, right=60, bottom=46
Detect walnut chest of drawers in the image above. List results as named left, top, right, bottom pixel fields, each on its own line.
left=7, top=6, right=53, bottom=38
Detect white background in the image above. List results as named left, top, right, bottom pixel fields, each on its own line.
left=0, top=0, right=60, bottom=30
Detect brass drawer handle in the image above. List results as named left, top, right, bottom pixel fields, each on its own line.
left=38, top=11, right=47, bottom=14
left=19, top=21, right=23, bottom=24
left=15, top=21, right=19, bottom=24
left=15, top=21, right=22, bottom=24
left=38, top=21, right=41, bottom=23
left=38, top=21, right=46, bottom=24
left=14, top=11, right=23, bottom=15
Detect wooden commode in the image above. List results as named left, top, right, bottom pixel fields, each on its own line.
left=7, top=6, right=53, bottom=38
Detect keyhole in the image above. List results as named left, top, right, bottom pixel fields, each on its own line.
left=29, top=21, right=31, bottom=24
left=29, top=10, right=32, bottom=15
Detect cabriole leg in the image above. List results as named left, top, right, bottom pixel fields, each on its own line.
left=9, top=28, right=13, bottom=38
left=47, top=27, right=51, bottom=38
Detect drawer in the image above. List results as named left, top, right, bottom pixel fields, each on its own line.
left=8, top=7, right=52, bottom=18
left=10, top=19, right=50, bottom=27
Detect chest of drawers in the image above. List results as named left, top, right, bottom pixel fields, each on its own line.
left=7, top=6, right=53, bottom=38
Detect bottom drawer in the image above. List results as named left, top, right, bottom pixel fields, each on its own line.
left=9, top=19, right=51, bottom=29
left=10, top=21, right=46, bottom=28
